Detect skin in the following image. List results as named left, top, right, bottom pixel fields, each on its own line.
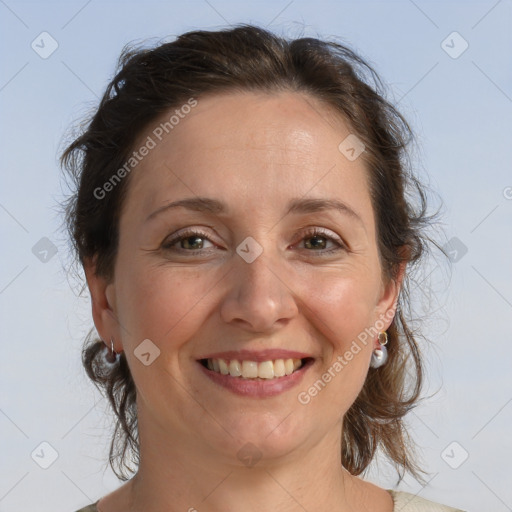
left=86, top=90, right=405, bottom=511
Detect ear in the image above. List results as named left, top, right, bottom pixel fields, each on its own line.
left=372, top=260, right=407, bottom=333
left=84, top=257, right=123, bottom=353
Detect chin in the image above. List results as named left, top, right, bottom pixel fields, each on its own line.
left=202, top=411, right=310, bottom=467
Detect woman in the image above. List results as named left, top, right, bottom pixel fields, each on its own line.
left=62, top=24, right=464, bottom=512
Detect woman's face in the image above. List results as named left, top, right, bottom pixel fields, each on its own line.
left=90, top=91, right=400, bottom=464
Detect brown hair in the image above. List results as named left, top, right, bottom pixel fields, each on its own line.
left=61, top=24, right=445, bottom=482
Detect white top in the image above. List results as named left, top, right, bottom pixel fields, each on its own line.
left=390, top=491, right=465, bottom=511
left=75, top=491, right=465, bottom=512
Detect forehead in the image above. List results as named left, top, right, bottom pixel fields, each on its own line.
left=122, top=90, right=373, bottom=225
left=149, top=90, right=353, bottom=163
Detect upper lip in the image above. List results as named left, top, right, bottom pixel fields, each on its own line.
left=197, top=349, right=314, bottom=363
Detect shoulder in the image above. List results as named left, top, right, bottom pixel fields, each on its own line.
left=73, top=502, right=99, bottom=512
left=389, top=491, right=466, bottom=511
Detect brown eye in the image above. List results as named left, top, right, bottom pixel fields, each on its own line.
left=304, top=234, right=329, bottom=250
left=162, top=230, right=215, bottom=252
left=179, top=235, right=205, bottom=250
left=298, top=228, right=345, bottom=255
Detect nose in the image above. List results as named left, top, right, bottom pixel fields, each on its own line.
left=219, top=247, right=299, bottom=334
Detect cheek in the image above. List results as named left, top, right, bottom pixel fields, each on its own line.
left=114, top=241, right=381, bottom=364
left=297, top=265, right=380, bottom=352
left=114, top=258, right=221, bottom=351
left=294, top=269, right=377, bottom=409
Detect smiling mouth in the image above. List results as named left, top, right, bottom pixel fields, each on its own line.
left=199, top=357, right=314, bottom=380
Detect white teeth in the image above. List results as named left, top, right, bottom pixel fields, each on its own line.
left=219, top=359, right=229, bottom=375
left=273, top=359, right=286, bottom=377
left=241, top=360, right=258, bottom=378
left=205, top=358, right=304, bottom=379
left=229, top=359, right=242, bottom=377
left=258, top=361, right=274, bottom=379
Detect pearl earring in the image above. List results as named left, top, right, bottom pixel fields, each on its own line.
left=370, top=331, right=388, bottom=369
left=104, top=336, right=119, bottom=365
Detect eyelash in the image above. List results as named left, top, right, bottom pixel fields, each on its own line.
left=161, top=227, right=346, bottom=256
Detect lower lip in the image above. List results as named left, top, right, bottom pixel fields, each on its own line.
left=197, top=359, right=314, bottom=398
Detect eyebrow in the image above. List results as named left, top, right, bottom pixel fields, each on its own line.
left=145, top=196, right=364, bottom=225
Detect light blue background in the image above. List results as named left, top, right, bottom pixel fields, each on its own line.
left=1, top=1, right=511, bottom=511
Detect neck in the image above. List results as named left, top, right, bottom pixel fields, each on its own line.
left=127, top=409, right=359, bottom=511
